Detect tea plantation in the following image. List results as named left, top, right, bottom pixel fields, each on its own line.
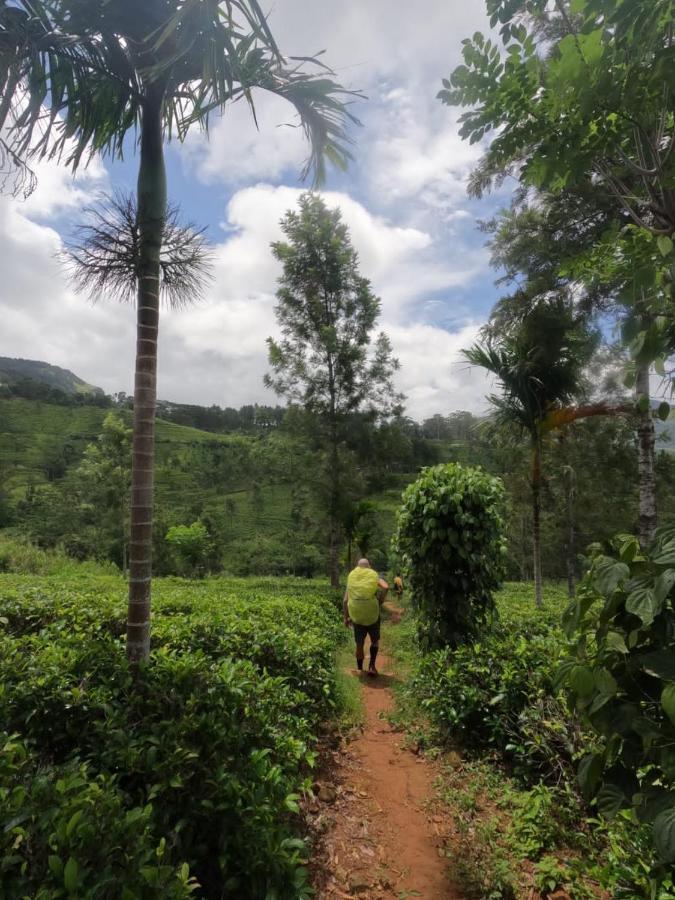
left=0, top=575, right=344, bottom=899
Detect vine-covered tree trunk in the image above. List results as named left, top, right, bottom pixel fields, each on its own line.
left=126, top=84, right=167, bottom=665
left=328, top=431, right=341, bottom=588
left=532, top=439, right=543, bottom=609
left=636, top=362, right=657, bottom=547
left=565, top=466, right=576, bottom=599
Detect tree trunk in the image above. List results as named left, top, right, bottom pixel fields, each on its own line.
left=532, top=438, right=543, bottom=609
left=328, top=443, right=340, bottom=587
left=564, top=466, right=576, bottom=599
left=636, top=361, right=657, bottom=547
left=126, top=84, right=166, bottom=665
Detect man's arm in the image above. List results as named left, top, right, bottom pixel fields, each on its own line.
left=343, top=589, right=350, bottom=626
left=377, top=578, right=389, bottom=605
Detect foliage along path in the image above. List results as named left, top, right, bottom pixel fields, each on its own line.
left=311, top=604, right=462, bottom=899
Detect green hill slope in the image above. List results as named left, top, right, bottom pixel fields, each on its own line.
left=0, top=357, right=103, bottom=395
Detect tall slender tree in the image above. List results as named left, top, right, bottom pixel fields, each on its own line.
left=1, top=0, right=357, bottom=662
left=265, top=192, right=403, bottom=587
left=464, top=298, right=597, bottom=606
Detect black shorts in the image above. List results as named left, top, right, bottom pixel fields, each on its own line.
left=353, top=618, right=380, bottom=644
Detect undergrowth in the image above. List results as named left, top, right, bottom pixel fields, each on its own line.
left=391, top=582, right=675, bottom=899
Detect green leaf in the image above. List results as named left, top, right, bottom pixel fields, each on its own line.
left=64, top=857, right=78, bottom=893
left=658, top=402, right=671, bottom=421
left=593, top=557, right=629, bottom=594
left=594, top=668, right=618, bottom=696
left=657, top=235, right=674, bottom=257
left=625, top=587, right=658, bottom=626
left=662, top=684, right=675, bottom=725
left=597, top=782, right=626, bottom=818
left=48, top=855, right=63, bottom=878
left=654, top=808, right=675, bottom=863
left=577, top=753, right=603, bottom=800
left=570, top=665, right=595, bottom=697
left=605, top=631, right=628, bottom=654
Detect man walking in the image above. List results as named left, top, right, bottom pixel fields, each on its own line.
left=343, top=558, right=388, bottom=677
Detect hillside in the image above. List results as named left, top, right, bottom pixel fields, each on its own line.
left=0, top=357, right=103, bottom=395
left=0, top=397, right=410, bottom=575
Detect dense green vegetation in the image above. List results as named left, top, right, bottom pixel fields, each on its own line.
left=393, top=583, right=675, bottom=898
left=393, top=462, right=506, bottom=648
left=0, top=567, right=344, bottom=898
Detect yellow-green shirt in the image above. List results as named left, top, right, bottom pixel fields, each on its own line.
left=347, top=567, right=380, bottom=626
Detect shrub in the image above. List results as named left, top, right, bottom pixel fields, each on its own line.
left=0, top=734, right=196, bottom=898
left=165, top=522, right=212, bottom=577
left=559, top=526, right=675, bottom=880
left=411, top=618, right=578, bottom=781
left=0, top=575, right=344, bottom=898
left=392, top=462, right=506, bottom=648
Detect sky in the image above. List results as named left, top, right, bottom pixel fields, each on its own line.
left=0, top=0, right=510, bottom=420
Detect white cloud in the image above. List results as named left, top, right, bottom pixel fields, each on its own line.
left=0, top=177, right=489, bottom=421
left=186, top=91, right=309, bottom=186
left=19, top=153, right=107, bottom=220
left=160, top=185, right=487, bottom=416
left=180, top=0, right=492, bottom=214
left=385, top=321, right=490, bottom=416
left=0, top=2, right=502, bottom=421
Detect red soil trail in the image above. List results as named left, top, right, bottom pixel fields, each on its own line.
left=312, top=609, right=462, bottom=900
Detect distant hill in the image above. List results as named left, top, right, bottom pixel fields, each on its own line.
left=0, top=357, right=103, bottom=395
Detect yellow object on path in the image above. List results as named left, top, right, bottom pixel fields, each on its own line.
left=346, top=566, right=380, bottom=626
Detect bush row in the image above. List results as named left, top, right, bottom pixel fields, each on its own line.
left=0, top=575, right=344, bottom=899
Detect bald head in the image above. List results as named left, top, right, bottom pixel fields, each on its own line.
left=357, top=558, right=370, bottom=568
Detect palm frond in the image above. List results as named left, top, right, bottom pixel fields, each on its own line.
left=65, top=192, right=213, bottom=309
left=1, top=1, right=360, bottom=190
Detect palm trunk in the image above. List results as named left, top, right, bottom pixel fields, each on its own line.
left=126, top=84, right=166, bottom=665
left=532, top=438, right=543, bottom=609
left=636, top=362, right=657, bottom=547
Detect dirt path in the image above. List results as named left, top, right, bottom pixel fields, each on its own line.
left=311, top=613, right=462, bottom=899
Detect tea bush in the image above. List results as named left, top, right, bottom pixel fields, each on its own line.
left=410, top=583, right=578, bottom=780
left=0, top=574, right=344, bottom=899
left=392, top=463, right=505, bottom=648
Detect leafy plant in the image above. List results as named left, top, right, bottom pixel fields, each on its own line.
left=165, top=522, right=212, bottom=577
left=392, top=463, right=506, bottom=648
left=0, top=574, right=346, bottom=898
left=559, top=525, right=675, bottom=883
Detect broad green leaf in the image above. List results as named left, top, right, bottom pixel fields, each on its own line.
left=658, top=235, right=674, bottom=257
left=593, top=557, right=629, bottom=594
left=658, top=401, right=671, bottom=421
left=662, top=684, right=675, bottom=725
left=655, top=570, right=675, bottom=603
left=64, top=857, right=78, bottom=893
left=594, top=668, right=618, bottom=696
left=625, top=587, right=658, bottom=626
left=577, top=753, right=603, bottom=800
left=654, top=808, right=675, bottom=863
left=48, top=855, right=63, bottom=878
left=605, top=631, right=628, bottom=654
left=570, top=665, right=595, bottom=697
left=597, top=782, right=626, bottom=818
left=653, top=541, right=675, bottom=565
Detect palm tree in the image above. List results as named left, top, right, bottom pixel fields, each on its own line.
left=464, top=298, right=597, bottom=607
left=1, top=0, right=358, bottom=662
